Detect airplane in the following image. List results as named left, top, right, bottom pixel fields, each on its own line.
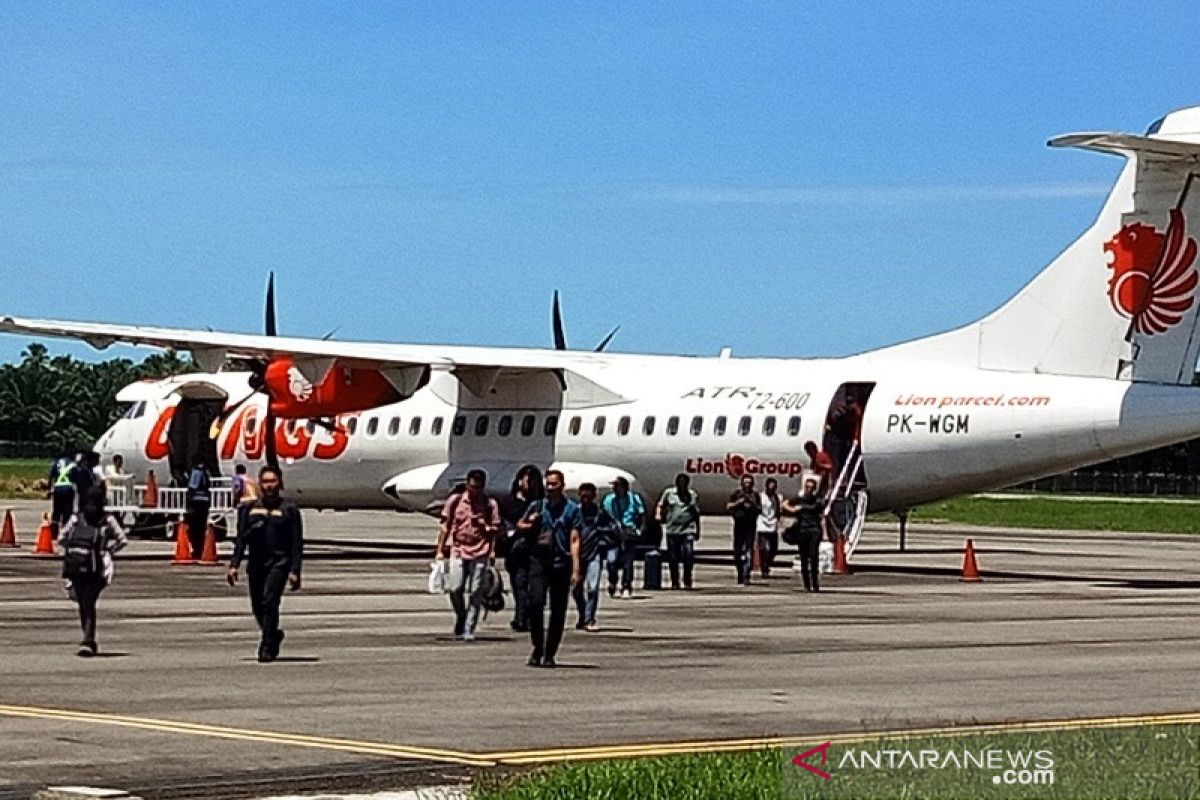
left=5, top=104, right=1200, bottom=551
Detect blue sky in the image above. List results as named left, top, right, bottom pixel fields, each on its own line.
left=1, top=2, right=1197, bottom=364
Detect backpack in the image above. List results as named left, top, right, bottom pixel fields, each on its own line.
left=473, top=564, right=506, bottom=614
left=62, top=521, right=105, bottom=580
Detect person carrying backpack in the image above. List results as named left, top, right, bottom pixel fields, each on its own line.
left=58, top=486, right=127, bottom=657
left=185, top=458, right=212, bottom=560
left=434, top=469, right=502, bottom=642
left=601, top=477, right=645, bottom=599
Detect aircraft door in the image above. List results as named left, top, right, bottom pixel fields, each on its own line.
left=167, top=398, right=223, bottom=484
left=822, top=382, right=875, bottom=557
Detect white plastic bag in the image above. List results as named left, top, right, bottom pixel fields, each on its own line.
left=818, top=541, right=834, bottom=575
left=427, top=560, right=447, bottom=594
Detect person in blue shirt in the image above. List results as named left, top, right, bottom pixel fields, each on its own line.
left=571, top=482, right=616, bottom=632
left=601, top=476, right=645, bottom=599
left=517, top=469, right=581, bottom=668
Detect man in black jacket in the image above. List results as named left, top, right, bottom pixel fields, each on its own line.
left=226, top=466, right=303, bottom=663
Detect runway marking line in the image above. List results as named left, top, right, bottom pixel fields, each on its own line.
left=2, top=704, right=1198, bottom=768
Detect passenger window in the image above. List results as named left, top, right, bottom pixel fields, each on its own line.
left=366, top=417, right=379, bottom=437
left=521, top=415, right=536, bottom=436
left=667, top=416, right=680, bottom=436
left=788, top=416, right=802, bottom=436
left=618, top=416, right=631, bottom=436
left=714, top=416, right=727, bottom=436
left=387, top=417, right=400, bottom=437
left=569, top=416, right=582, bottom=436
left=544, top=415, right=559, bottom=436
left=409, top=417, right=421, bottom=436
left=432, top=417, right=444, bottom=436
left=452, top=415, right=466, bottom=436
left=643, top=416, right=656, bottom=436
left=498, top=415, right=513, bottom=437
left=593, top=416, right=607, bottom=436
left=762, top=416, right=776, bottom=436
left=739, top=416, right=751, bottom=436
left=475, top=415, right=490, bottom=436
left=690, top=416, right=703, bottom=436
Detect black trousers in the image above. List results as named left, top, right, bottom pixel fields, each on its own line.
left=248, top=563, right=289, bottom=645
left=505, top=539, right=532, bottom=629
left=665, top=534, right=694, bottom=588
left=757, top=530, right=779, bottom=576
left=528, top=557, right=571, bottom=661
left=733, top=523, right=756, bottom=583
left=52, top=488, right=75, bottom=529
left=74, top=576, right=104, bottom=646
left=798, top=531, right=821, bottom=592
left=186, top=502, right=210, bottom=559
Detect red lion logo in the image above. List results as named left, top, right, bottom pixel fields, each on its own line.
left=1104, top=208, right=1199, bottom=335
left=724, top=453, right=746, bottom=478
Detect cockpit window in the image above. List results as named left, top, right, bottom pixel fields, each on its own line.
left=120, top=401, right=147, bottom=420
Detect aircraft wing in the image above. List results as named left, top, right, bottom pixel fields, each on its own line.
left=0, top=315, right=619, bottom=398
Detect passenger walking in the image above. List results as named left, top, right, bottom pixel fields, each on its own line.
left=499, top=465, right=543, bottom=633
left=572, top=482, right=614, bottom=631
left=658, top=473, right=701, bottom=590
left=232, top=463, right=259, bottom=535
left=48, top=452, right=78, bottom=530
left=226, top=466, right=304, bottom=663
left=804, top=441, right=834, bottom=497
left=58, top=486, right=127, bottom=657
left=434, top=469, right=501, bottom=642
left=727, top=475, right=761, bottom=585
left=519, top=469, right=581, bottom=667
left=757, top=477, right=781, bottom=578
left=184, top=459, right=212, bottom=560
left=783, top=478, right=825, bottom=592
left=601, top=476, right=644, bottom=599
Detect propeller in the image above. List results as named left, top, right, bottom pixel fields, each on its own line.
left=551, top=290, right=620, bottom=352
left=209, top=273, right=282, bottom=478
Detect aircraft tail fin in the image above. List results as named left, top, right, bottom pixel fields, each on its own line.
left=877, top=105, right=1200, bottom=385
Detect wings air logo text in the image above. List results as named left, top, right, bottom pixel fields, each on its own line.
left=1105, top=208, right=1199, bottom=335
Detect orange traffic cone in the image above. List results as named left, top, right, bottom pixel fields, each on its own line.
left=171, top=520, right=195, bottom=565
left=198, top=523, right=221, bottom=565
left=32, top=514, right=56, bottom=556
left=833, top=535, right=851, bottom=575
left=961, top=539, right=981, bottom=582
left=0, top=509, right=17, bottom=548
left=143, top=470, right=159, bottom=508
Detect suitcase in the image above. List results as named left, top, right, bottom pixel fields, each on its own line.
left=642, top=549, right=663, bottom=590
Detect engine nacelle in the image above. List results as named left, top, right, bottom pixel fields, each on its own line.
left=263, top=358, right=427, bottom=418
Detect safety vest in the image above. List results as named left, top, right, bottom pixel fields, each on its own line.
left=53, top=461, right=75, bottom=489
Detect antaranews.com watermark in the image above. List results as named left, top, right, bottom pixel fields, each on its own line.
left=780, top=724, right=1198, bottom=798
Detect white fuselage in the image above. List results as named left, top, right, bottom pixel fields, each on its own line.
left=94, top=350, right=1200, bottom=514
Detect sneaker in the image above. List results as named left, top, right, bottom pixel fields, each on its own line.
left=257, top=644, right=275, bottom=663
left=670, top=583, right=681, bottom=590
left=620, top=589, right=632, bottom=599
left=270, top=630, right=285, bottom=658
left=542, top=656, right=558, bottom=669
left=77, top=642, right=94, bottom=658
left=575, top=620, right=587, bottom=630
left=585, top=621, right=599, bottom=632
left=462, top=631, right=475, bottom=642
left=607, top=585, right=617, bottom=598
left=527, top=651, right=543, bottom=667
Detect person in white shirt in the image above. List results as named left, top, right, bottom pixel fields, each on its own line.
left=756, top=477, right=781, bottom=579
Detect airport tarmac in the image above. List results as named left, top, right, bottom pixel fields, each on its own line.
left=1, top=499, right=1199, bottom=798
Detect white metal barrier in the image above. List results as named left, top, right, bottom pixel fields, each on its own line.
left=107, top=483, right=235, bottom=516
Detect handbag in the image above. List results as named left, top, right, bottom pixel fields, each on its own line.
left=427, top=560, right=447, bottom=594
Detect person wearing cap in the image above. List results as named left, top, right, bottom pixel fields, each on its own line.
left=657, top=472, right=701, bottom=590
left=601, top=476, right=645, bottom=599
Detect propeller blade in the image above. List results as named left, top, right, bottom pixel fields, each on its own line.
left=208, top=391, right=257, bottom=439
left=265, top=272, right=278, bottom=337
left=321, top=326, right=342, bottom=341
left=594, top=325, right=621, bottom=352
left=552, top=290, right=567, bottom=350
